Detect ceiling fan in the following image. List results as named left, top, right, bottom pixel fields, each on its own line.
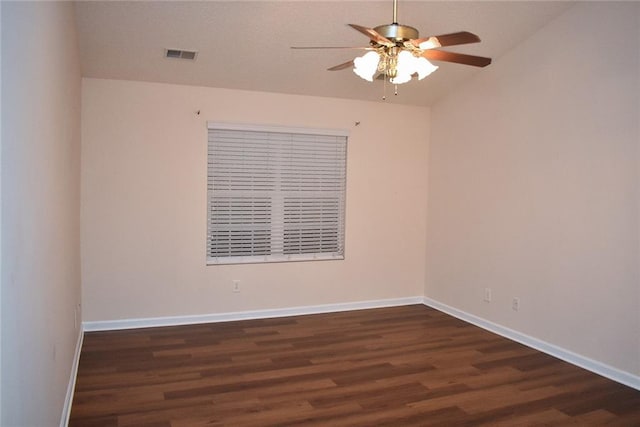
left=291, top=0, right=491, bottom=87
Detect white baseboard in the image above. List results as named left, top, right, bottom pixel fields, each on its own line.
left=78, top=295, right=639, bottom=393
left=60, top=325, right=84, bottom=427
left=82, top=296, right=424, bottom=332
left=423, top=297, right=640, bottom=391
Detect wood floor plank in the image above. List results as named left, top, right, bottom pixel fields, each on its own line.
left=70, top=305, right=640, bottom=426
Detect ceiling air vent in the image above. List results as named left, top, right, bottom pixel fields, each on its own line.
left=165, top=49, right=198, bottom=60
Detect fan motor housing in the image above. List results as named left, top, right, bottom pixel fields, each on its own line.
left=374, top=23, right=419, bottom=42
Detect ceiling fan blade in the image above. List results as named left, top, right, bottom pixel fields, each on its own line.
left=327, top=60, right=354, bottom=71
left=291, top=46, right=373, bottom=50
left=422, top=50, right=492, bottom=67
left=348, top=24, right=393, bottom=46
left=413, top=31, right=481, bottom=49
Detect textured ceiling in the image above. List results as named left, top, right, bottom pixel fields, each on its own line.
left=75, top=1, right=574, bottom=107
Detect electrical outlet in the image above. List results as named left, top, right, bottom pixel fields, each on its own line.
left=232, top=280, right=241, bottom=293
left=484, top=288, right=492, bottom=302
left=512, top=297, right=520, bottom=311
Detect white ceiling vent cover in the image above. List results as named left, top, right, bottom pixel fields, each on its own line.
left=165, top=49, right=198, bottom=60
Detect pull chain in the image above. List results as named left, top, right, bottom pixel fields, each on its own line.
left=382, top=73, right=387, bottom=100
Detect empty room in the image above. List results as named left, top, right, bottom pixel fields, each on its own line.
left=1, top=1, right=640, bottom=426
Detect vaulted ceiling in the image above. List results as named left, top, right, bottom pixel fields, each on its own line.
left=75, top=1, right=574, bottom=107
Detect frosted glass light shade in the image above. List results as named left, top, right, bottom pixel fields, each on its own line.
left=391, top=50, right=414, bottom=84
left=418, top=37, right=441, bottom=50
left=353, top=51, right=380, bottom=82
left=415, top=57, right=438, bottom=80
left=391, top=52, right=439, bottom=84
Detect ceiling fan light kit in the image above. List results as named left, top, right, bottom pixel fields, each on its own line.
left=292, top=0, right=491, bottom=98
left=354, top=47, right=439, bottom=84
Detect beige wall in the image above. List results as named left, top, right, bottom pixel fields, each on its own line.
left=81, top=79, right=430, bottom=322
left=1, top=2, right=82, bottom=425
left=427, top=2, right=640, bottom=376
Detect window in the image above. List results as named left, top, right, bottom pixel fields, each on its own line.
left=207, top=123, right=347, bottom=265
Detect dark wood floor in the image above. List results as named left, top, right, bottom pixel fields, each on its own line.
left=70, top=305, right=640, bottom=426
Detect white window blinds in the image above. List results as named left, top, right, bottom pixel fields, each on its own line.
left=207, top=123, right=347, bottom=265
